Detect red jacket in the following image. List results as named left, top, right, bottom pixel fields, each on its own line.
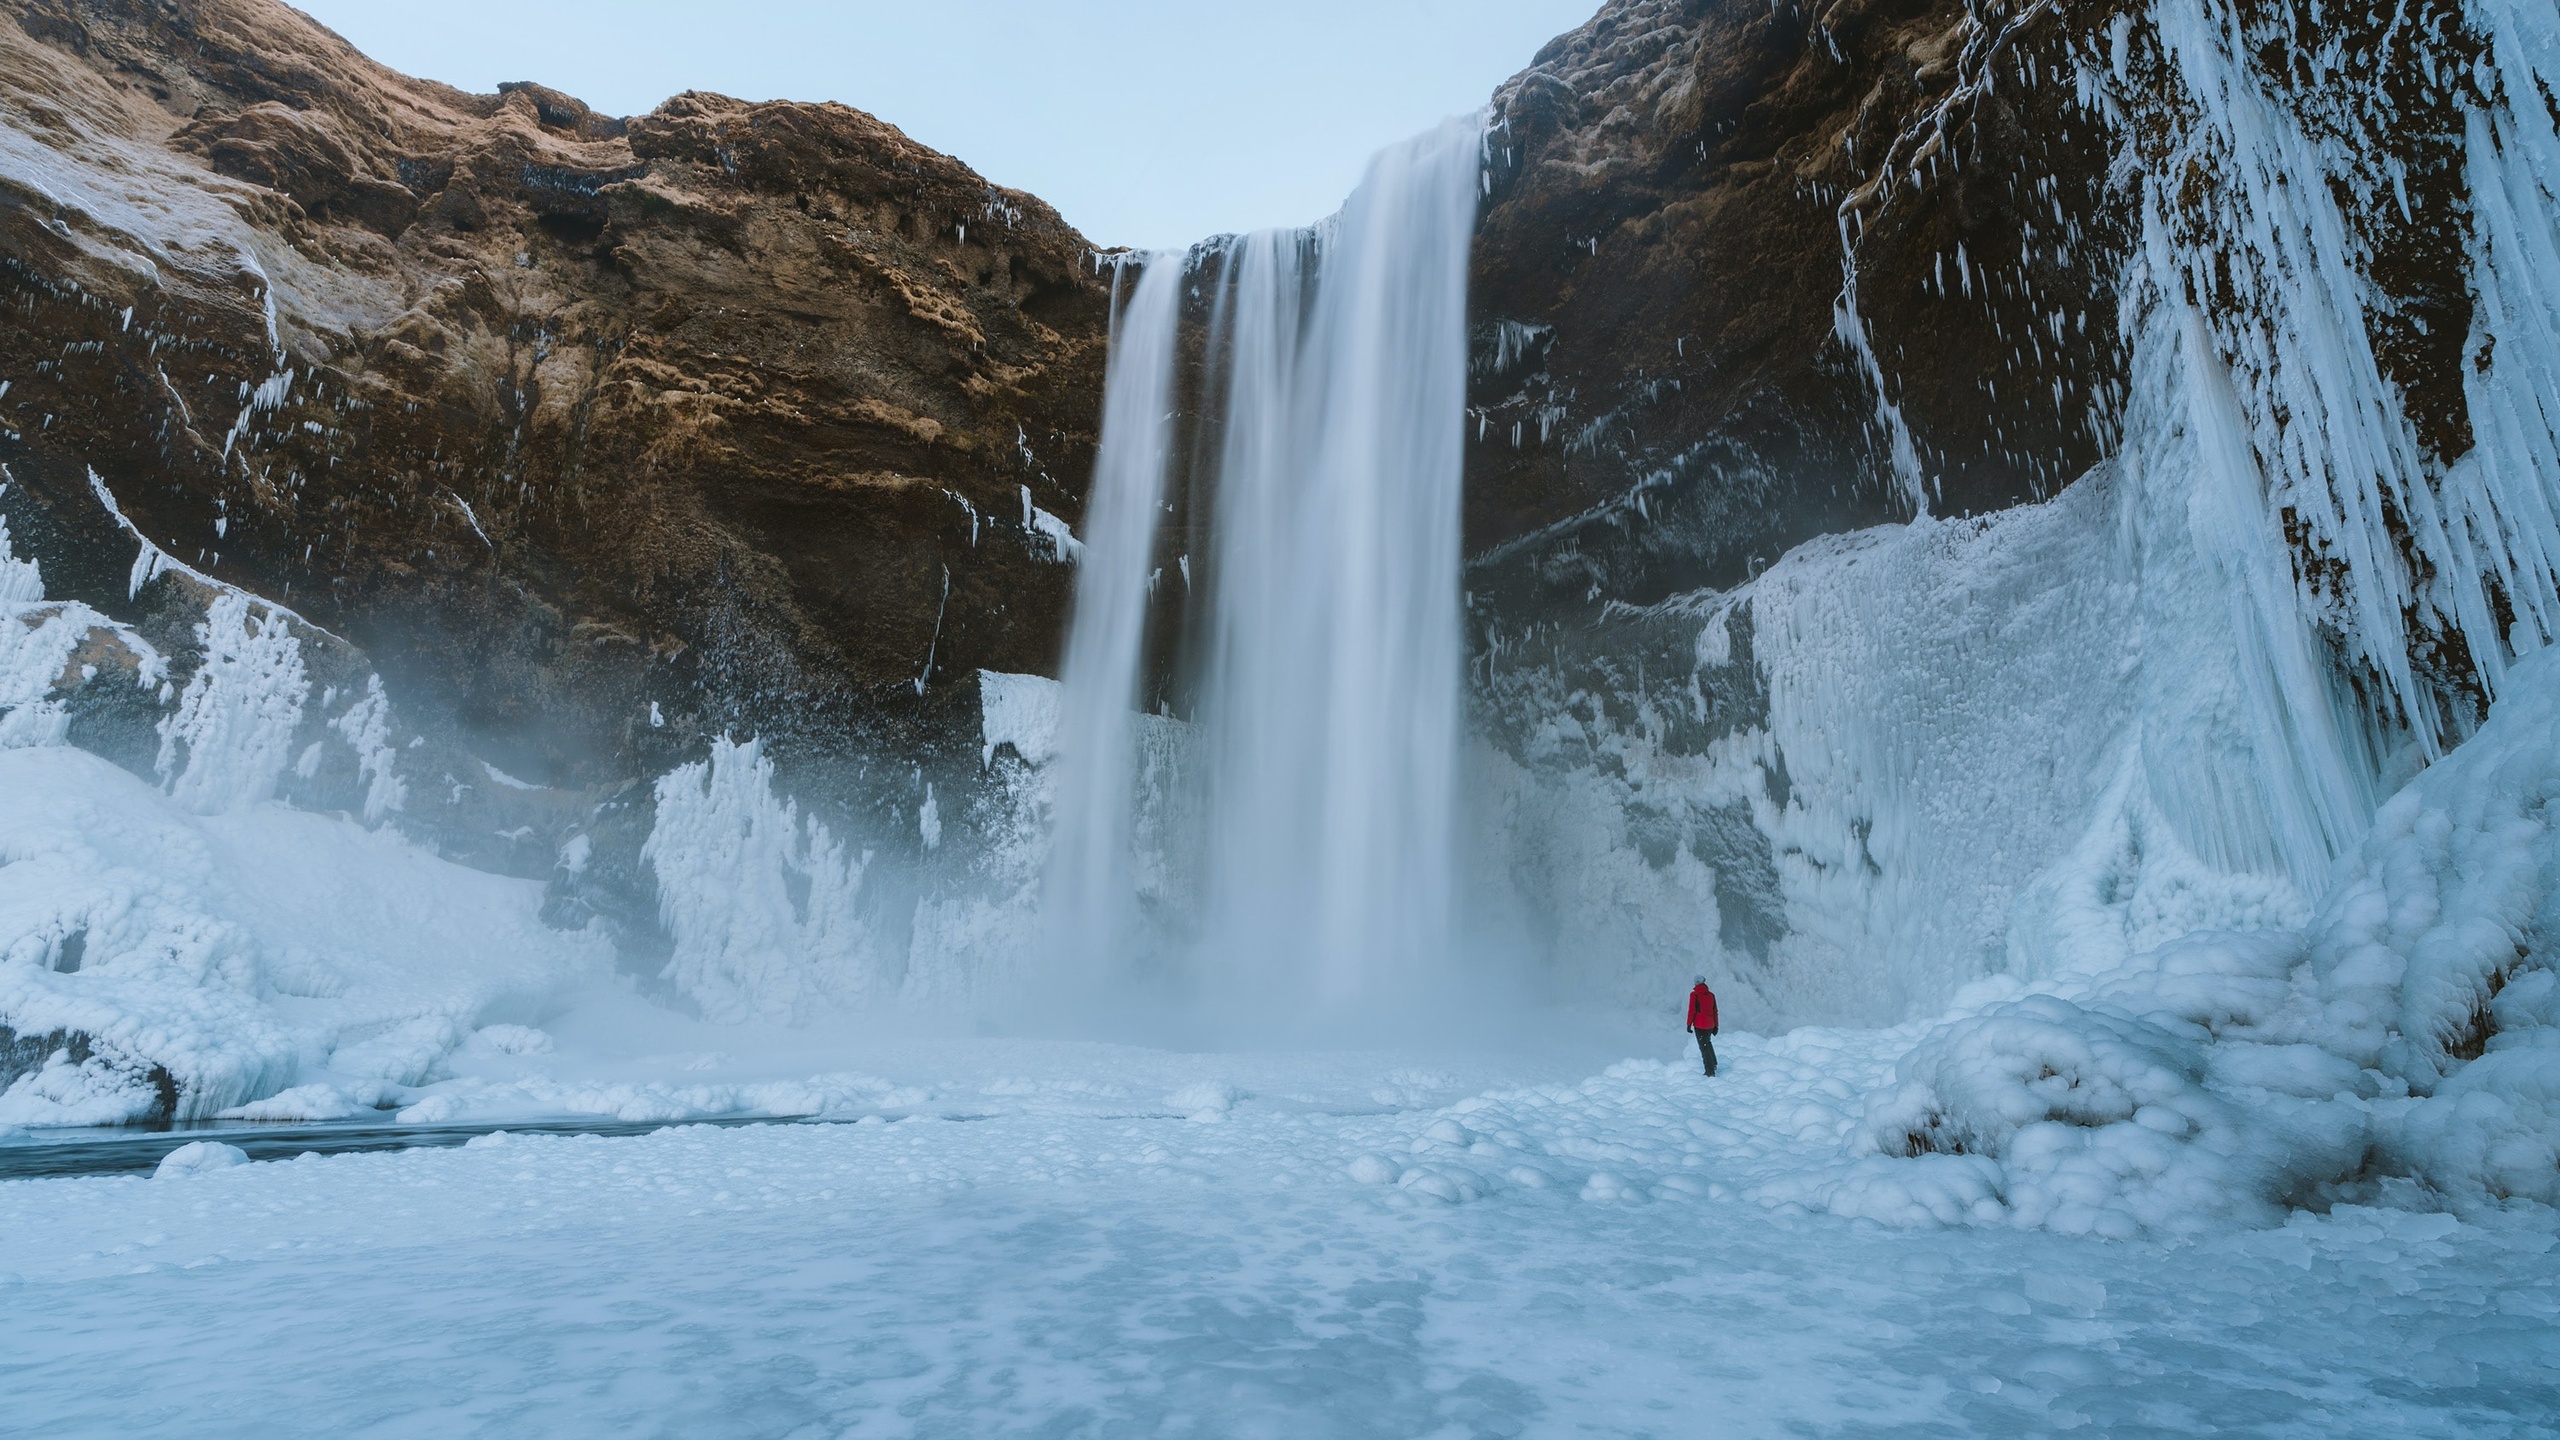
left=1687, top=984, right=1718, bottom=1032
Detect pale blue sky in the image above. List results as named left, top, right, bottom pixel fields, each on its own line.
left=288, top=1, right=1599, bottom=249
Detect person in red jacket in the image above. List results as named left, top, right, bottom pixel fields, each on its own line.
left=1686, top=976, right=1719, bottom=1076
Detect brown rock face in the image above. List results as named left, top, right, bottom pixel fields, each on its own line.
left=0, top=0, right=1110, bottom=804
left=1464, top=0, right=2132, bottom=633
left=1458, top=0, right=2487, bottom=717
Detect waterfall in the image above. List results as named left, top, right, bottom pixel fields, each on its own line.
left=1200, top=118, right=1481, bottom=1012
left=1044, top=116, right=1481, bottom=1018
left=1041, top=256, right=1185, bottom=982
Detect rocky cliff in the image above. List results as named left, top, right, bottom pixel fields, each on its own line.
left=1456, top=0, right=2557, bottom=1024
left=1463, top=0, right=2482, bottom=672
left=4, top=0, right=2552, bottom=1049
left=0, top=0, right=1111, bottom=962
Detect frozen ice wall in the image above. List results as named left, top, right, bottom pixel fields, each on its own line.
left=0, top=479, right=610, bottom=1124
left=644, top=736, right=881, bottom=1025
left=1762, top=642, right=2560, bottom=1232
left=1487, top=0, right=2560, bottom=1033
left=1482, top=470, right=2147, bottom=1027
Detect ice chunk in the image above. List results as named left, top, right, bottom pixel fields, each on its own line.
left=469, top=1025, right=555, bottom=1058
left=1345, top=1154, right=1399, bottom=1185
left=1422, top=1118, right=1474, bottom=1147
left=1166, top=1081, right=1238, bottom=1119
left=152, top=1140, right=247, bottom=1178
left=220, top=1084, right=368, bottom=1122
left=1856, top=995, right=2364, bottom=1234
left=977, top=670, right=1062, bottom=769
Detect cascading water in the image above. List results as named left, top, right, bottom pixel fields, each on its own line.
left=1044, top=116, right=1481, bottom=1019
left=1200, top=118, right=1481, bottom=1012
left=1041, top=257, right=1184, bottom=982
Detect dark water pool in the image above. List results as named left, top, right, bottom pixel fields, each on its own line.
left=0, top=1112, right=888, bottom=1180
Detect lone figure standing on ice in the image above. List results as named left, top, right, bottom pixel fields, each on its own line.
left=1686, top=976, right=1719, bottom=1076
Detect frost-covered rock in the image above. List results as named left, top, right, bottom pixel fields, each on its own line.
left=2310, top=652, right=2560, bottom=1095
left=0, top=745, right=610, bottom=1125
left=2390, top=1048, right=2560, bottom=1209
left=155, top=590, right=308, bottom=816
left=2305, top=648, right=2560, bottom=1206
left=151, top=1140, right=248, bottom=1179
left=0, top=1042, right=177, bottom=1128
left=1861, top=994, right=2363, bottom=1236
left=644, top=736, right=881, bottom=1025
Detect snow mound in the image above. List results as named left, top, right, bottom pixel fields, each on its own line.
left=2310, top=647, right=2560, bottom=1206
left=152, top=1140, right=246, bottom=1179
left=218, top=1082, right=383, bottom=1123
left=0, top=746, right=610, bottom=1125
left=1166, top=1081, right=1239, bottom=1119
left=1858, top=994, right=2361, bottom=1236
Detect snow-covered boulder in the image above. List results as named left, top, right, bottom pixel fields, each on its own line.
left=0, top=746, right=611, bottom=1125
left=152, top=1140, right=247, bottom=1179
left=2307, top=649, right=2560, bottom=1205
left=1861, top=994, right=2364, bottom=1237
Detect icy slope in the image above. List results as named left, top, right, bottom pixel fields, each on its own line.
left=0, top=507, right=612, bottom=1125
left=0, top=746, right=613, bottom=1126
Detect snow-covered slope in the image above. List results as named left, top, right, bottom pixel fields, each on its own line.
left=0, top=745, right=610, bottom=1125
left=0, top=500, right=612, bottom=1125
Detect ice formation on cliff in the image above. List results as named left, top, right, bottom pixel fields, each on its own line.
left=0, top=499, right=608, bottom=1125
left=1494, top=0, right=2560, bottom=1042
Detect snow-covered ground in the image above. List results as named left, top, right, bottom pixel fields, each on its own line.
left=5, top=1032, right=2556, bottom=1438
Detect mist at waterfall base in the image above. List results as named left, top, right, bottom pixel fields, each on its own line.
left=1030, top=116, right=1536, bottom=1049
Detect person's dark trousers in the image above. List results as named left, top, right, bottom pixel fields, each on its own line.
left=1694, top=1030, right=1717, bottom=1076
